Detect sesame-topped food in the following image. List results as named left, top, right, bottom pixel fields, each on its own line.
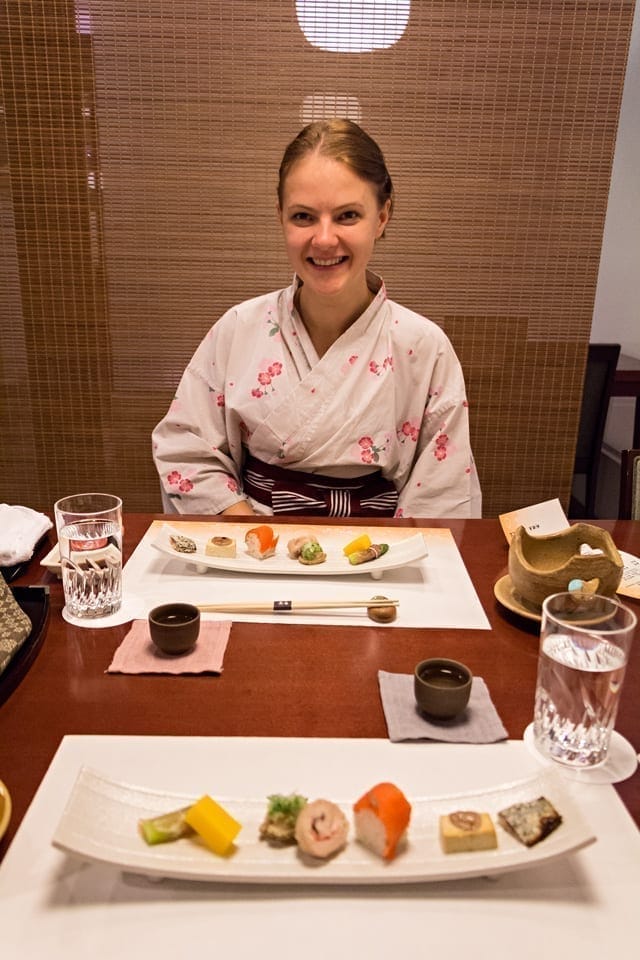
left=169, top=534, right=197, bottom=554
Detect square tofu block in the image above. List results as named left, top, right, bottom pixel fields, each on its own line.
left=439, top=811, right=498, bottom=853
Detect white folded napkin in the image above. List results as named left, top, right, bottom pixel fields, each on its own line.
left=0, top=504, right=53, bottom=565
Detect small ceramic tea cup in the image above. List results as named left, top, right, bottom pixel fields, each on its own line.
left=149, top=603, right=200, bottom=655
left=414, top=658, right=472, bottom=719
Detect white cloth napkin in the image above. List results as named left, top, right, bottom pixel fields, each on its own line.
left=378, top=670, right=509, bottom=744
left=0, top=504, right=53, bottom=565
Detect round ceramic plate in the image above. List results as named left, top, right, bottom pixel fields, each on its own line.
left=494, top=574, right=542, bottom=623
left=0, top=778, right=12, bottom=840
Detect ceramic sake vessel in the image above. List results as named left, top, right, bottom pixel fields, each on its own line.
left=508, top=523, right=623, bottom=609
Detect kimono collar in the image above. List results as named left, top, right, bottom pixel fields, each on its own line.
left=285, top=271, right=388, bottom=322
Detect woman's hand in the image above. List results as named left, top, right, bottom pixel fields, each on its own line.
left=220, top=500, right=257, bottom=517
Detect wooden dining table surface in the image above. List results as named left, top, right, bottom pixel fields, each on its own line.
left=1, top=514, right=639, bottom=862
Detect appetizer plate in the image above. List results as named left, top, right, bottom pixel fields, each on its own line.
left=149, top=524, right=428, bottom=578
left=52, top=765, right=595, bottom=884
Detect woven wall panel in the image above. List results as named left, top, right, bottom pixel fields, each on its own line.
left=0, top=0, right=635, bottom=516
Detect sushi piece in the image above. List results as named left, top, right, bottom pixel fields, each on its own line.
left=343, top=533, right=372, bottom=557
left=169, top=533, right=197, bottom=554
left=294, top=799, right=349, bottom=859
left=205, top=535, right=236, bottom=558
left=353, top=782, right=411, bottom=861
left=259, top=793, right=308, bottom=844
left=245, top=524, right=279, bottom=559
left=348, top=543, right=389, bottom=566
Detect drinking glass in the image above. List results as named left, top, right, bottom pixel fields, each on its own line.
left=533, top=591, right=636, bottom=768
left=54, top=493, right=123, bottom=619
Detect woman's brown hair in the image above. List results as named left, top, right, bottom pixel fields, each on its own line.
left=277, top=119, right=394, bottom=220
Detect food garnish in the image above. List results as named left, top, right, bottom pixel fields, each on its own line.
left=343, top=533, right=372, bottom=556
left=184, top=794, right=242, bottom=856
left=259, top=792, right=308, bottom=844
left=169, top=534, right=197, bottom=554
left=348, top=543, right=389, bottom=565
left=138, top=805, right=194, bottom=845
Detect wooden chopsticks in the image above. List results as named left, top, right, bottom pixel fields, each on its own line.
left=196, top=598, right=399, bottom=614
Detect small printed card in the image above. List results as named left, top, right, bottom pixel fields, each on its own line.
left=617, top=551, right=640, bottom=600
left=499, top=498, right=570, bottom=543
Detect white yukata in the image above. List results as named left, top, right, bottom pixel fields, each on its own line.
left=152, top=273, right=481, bottom=518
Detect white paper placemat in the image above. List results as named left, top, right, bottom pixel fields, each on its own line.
left=121, top=522, right=490, bottom=629
left=0, top=736, right=638, bottom=960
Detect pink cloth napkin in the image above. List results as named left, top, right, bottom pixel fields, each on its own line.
left=107, top=619, right=232, bottom=675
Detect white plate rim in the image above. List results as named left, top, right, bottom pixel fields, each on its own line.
left=51, top=765, right=596, bottom=885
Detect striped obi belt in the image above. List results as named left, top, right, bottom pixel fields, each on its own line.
left=242, top=453, right=398, bottom=517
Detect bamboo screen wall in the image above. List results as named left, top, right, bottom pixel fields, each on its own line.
left=0, top=1, right=635, bottom=516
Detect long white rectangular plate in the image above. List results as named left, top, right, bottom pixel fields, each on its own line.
left=52, top=764, right=595, bottom=884
left=149, top=523, right=428, bottom=577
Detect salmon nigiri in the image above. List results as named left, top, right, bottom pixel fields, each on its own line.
left=353, top=782, right=411, bottom=861
left=245, top=524, right=279, bottom=559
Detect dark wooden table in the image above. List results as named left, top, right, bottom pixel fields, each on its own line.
left=1, top=515, right=638, bottom=860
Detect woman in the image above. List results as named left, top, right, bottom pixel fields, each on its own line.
left=152, top=119, right=481, bottom=518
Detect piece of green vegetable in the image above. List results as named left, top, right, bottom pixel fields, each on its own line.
left=138, top=805, right=195, bottom=845
left=348, top=543, right=389, bottom=565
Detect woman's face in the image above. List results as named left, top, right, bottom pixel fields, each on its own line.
left=278, top=153, right=390, bottom=309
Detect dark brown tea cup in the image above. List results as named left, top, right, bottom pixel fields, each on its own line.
left=149, top=603, right=200, bottom=656
left=414, top=658, right=472, bottom=720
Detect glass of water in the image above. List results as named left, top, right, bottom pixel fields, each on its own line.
left=54, top=494, right=123, bottom=619
left=533, top=591, right=637, bottom=768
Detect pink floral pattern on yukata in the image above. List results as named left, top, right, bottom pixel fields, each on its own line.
left=340, top=354, right=359, bottom=375
left=434, top=433, right=449, bottom=461
left=357, top=435, right=389, bottom=464
left=209, top=387, right=225, bottom=407
left=226, top=477, right=238, bottom=493
left=251, top=361, right=283, bottom=398
left=397, top=419, right=420, bottom=444
left=166, top=470, right=194, bottom=494
left=368, top=356, right=393, bottom=376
